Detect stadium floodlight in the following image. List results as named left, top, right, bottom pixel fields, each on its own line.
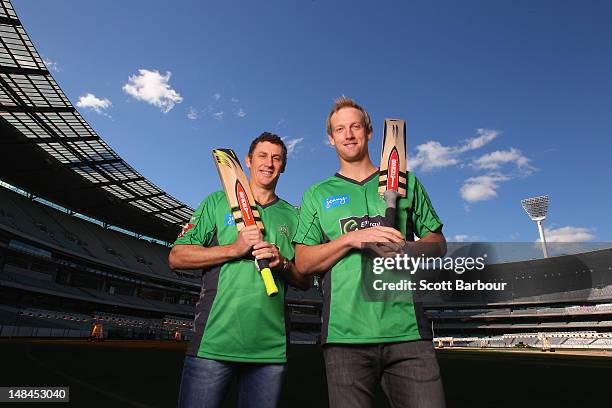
left=521, top=195, right=550, bottom=258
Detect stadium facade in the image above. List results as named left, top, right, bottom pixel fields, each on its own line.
left=422, top=247, right=612, bottom=349
left=1, top=0, right=611, bottom=350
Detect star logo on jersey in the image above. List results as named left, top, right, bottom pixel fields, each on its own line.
left=178, top=223, right=194, bottom=238
left=277, top=224, right=289, bottom=237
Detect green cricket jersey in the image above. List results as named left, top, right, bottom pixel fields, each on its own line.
left=293, top=171, right=443, bottom=344
left=173, top=191, right=298, bottom=363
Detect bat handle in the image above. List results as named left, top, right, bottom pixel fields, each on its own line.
left=255, top=258, right=279, bottom=297
left=383, top=189, right=399, bottom=228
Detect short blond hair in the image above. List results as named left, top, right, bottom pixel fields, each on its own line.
left=326, top=96, right=373, bottom=136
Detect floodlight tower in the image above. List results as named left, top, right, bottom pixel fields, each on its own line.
left=521, top=195, right=550, bottom=258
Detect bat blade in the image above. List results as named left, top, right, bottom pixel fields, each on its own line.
left=378, top=119, right=407, bottom=228
left=378, top=119, right=407, bottom=197
left=212, top=148, right=278, bottom=297
left=212, top=149, right=264, bottom=231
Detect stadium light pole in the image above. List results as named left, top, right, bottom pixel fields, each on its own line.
left=521, top=195, right=550, bottom=258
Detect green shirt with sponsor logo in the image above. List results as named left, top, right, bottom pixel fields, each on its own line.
left=174, top=191, right=298, bottom=363
left=293, top=171, right=443, bottom=344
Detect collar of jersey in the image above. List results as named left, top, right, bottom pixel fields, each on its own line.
left=333, top=169, right=378, bottom=186
left=256, top=196, right=280, bottom=209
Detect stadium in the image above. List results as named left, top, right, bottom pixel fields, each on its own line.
left=1, top=0, right=611, bottom=406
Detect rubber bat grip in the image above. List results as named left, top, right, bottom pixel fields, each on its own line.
left=255, top=258, right=279, bottom=297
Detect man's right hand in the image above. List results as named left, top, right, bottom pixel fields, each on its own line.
left=345, top=226, right=404, bottom=249
left=294, top=226, right=405, bottom=275
left=230, top=225, right=263, bottom=257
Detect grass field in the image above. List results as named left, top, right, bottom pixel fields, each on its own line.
left=1, top=339, right=610, bottom=407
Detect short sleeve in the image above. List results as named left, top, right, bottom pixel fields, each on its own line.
left=172, top=193, right=219, bottom=247
left=293, top=187, right=324, bottom=246
left=412, top=176, right=443, bottom=238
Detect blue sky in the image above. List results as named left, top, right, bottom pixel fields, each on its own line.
left=13, top=0, right=612, bottom=242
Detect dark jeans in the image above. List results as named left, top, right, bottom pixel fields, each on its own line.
left=178, top=355, right=286, bottom=408
left=323, top=340, right=445, bottom=408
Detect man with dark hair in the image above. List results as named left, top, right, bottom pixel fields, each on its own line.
left=294, top=97, right=446, bottom=408
left=169, top=132, right=308, bottom=408
left=248, top=131, right=288, bottom=173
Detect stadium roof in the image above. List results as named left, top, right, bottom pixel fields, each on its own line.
left=0, top=0, right=192, bottom=242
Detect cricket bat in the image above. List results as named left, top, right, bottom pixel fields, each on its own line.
left=378, top=119, right=407, bottom=228
left=212, top=148, right=279, bottom=297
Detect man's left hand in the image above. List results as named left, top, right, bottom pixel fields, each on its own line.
left=252, top=241, right=283, bottom=269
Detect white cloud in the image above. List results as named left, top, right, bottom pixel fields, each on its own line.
left=460, top=146, right=535, bottom=204
left=458, top=129, right=499, bottom=152
left=460, top=173, right=510, bottom=202
left=186, top=107, right=198, bottom=120
left=472, top=147, right=532, bottom=171
left=541, top=226, right=595, bottom=243
left=276, top=118, right=286, bottom=127
left=415, top=128, right=536, bottom=205
left=284, top=137, right=304, bottom=156
left=42, top=57, right=60, bottom=73
left=76, top=93, right=112, bottom=115
left=410, top=141, right=460, bottom=171
left=410, top=128, right=498, bottom=172
left=122, top=69, right=183, bottom=113
left=200, top=94, right=246, bottom=121
left=449, top=234, right=479, bottom=242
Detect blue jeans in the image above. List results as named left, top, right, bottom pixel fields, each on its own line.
left=178, top=355, right=286, bottom=408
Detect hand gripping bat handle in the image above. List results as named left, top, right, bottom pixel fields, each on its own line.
left=255, top=258, right=279, bottom=297
left=383, top=189, right=399, bottom=228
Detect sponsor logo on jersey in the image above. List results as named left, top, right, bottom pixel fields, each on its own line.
left=323, top=194, right=350, bottom=210
left=339, top=215, right=384, bottom=234
left=225, top=214, right=236, bottom=226
left=178, top=223, right=194, bottom=238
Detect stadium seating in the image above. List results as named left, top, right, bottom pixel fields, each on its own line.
left=1, top=267, right=92, bottom=299
left=289, top=331, right=319, bottom=345
left=4, top=182, right=612, bottom=344
left=0, top=186, right=202, bottom=284
left=434, top=331, right=612, bottom=350
left=563, top=338, right=595, bottom=346
left=591, top=338, right=612, bottom=346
